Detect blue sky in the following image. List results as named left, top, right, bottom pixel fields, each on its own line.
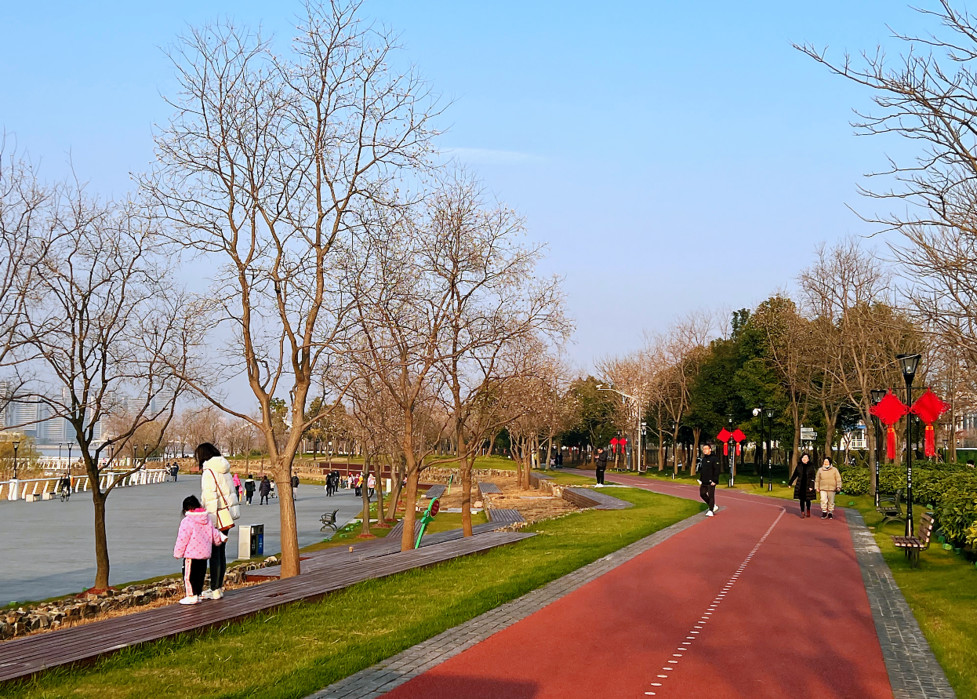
left=0, top=1, right=929, bottom=374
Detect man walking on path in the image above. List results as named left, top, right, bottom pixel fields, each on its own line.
left=698, top=442, right=720, bottom=516
left=595, top=447, right=608, bottom=486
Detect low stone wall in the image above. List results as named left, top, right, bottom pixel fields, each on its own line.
left=422, top=467, right=519, bottom=485
left=0, top=556, right=282, bottom=641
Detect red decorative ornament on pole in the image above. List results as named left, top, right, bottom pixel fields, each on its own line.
left=869, top=391, right=909, bottom=462
left=716, top=428, right=732, bottom=456
left=610, top=437, right=619, bottom=455
left=910, top=389, right=950, bottom=458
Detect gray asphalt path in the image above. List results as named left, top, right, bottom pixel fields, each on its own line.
left=0, top=476, right=366, bottom=604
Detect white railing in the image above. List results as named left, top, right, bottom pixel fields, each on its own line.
left=0, top=468, right=171, bottom=502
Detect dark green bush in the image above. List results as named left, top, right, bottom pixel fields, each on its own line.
left=937, top=486, right=977, bottom=545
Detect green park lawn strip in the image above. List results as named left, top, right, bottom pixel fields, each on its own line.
left=5, top=488, right=701, bottom=699
left=843, top=494, right=977, bottom=698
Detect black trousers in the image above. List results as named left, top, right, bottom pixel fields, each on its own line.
left=699, top=484, right=716, bottom=511
left=210, top=540, right=227, bottom=591
left=799, top=498, right=811, bottom=512
left=183, top=557, right=207, bottom=597
left=596, top=467, right=606, bottom=485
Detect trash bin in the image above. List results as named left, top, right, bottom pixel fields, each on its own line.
left=238, top=524, right=264, bottom=560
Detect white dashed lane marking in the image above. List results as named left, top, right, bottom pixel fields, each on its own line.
left=641, top=507, right=786, bottom=697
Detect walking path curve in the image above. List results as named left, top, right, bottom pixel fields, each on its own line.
left=313, top=471, right=954, bottom=699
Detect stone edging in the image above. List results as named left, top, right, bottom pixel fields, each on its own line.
left=845, top=509, right=957, bottom=699
left=305, top=509, right=711, bottom=699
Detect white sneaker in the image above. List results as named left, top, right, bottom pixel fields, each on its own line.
left=595, top=484, right=603, bottom=488
left=211, top=588, right=224, bottom=600
left=705, top=510, right=714, bottom=517
left=712, top=505, right=720, bottom=514
left=179, top=595, right=200, bottom=605
left=200, top=589, right=214, bottom=600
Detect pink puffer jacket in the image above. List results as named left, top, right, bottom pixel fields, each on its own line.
left=174, top=509, right=224, bottom=560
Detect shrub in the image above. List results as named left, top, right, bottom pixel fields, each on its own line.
left=937, top=487, right=977, bottom=546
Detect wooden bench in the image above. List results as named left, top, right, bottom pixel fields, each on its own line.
left=320, top=509, right=340, bottom=532
left=892, top=512, right=934, bottom=568
left=877, top=489, right=904, bottom=527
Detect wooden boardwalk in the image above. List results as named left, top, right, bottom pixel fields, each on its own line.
left=423, top=484, right=445, bottom=499
left=563, top=487, right=633, bottom=510
left=250, top=522, right=503, bottom=580
left=0, top=532, right=534, bottom=684
left=486, top=508, right=525, bottom=525
left=478, top=482, right=502, bottom=496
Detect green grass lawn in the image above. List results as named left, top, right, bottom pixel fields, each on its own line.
left=843, top=494, right=977, bottom=698
left=5, top=488, right=701, bottom=699
left=537, top=470, right=601, bottom=486
left=632, top=467, right=798, bottom=500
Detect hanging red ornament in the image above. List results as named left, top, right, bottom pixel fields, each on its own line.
left=870, top=391, right=909, bottom=461
left=911, top=389, right=950, bottom=458
left=732, top=429, right=746, bottom=457
left=716, top=428, right=732, bottom=456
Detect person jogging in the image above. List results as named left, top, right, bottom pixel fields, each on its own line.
left=595, top=447, right=609, bottom=486
left=698, top=442, right=721, bottom=516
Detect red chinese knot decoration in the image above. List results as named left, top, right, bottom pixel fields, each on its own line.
left=610, top=437, right=619, bottom=455
left=716, top=428, right=732, bottom=456
left=911, top=389, right=950, bottom=458
left=869, top=391, right=909, bottom=461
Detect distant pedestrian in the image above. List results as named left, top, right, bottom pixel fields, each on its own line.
left=232, top=472, right=243, bottom=501
left=244, top=474, right=255, bottom=505
left=367, top=473, right=376, bottom=499
left=815, top=457, right=843, bottom=520
left=197, top=443, right=240, bottom=600
left=698, top=442, right=721, bottom=517
left=789, top=453, right=816, bottom=518
left=173, top=495, right=225, bottom=606
left=595, top=448, right=608, bottom=486
left=172, top=462, right=180, bottom=482
left=259, top=475, right=271, bottom=505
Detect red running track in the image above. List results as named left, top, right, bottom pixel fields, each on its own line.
left=382, top=474, right=893, bottom=699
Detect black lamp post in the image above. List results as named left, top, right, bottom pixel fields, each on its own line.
left=870, top=389, right=886, bottom=508
left=766, top=408, right=775, bottom=491
left=12, top=440, right=20, bottom=480
left=897, top=354, right=922, bottom=536
left=727, top=417, right=736, bottom=488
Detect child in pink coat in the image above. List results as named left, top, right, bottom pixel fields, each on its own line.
left=174, top=495, right=226, bottom=605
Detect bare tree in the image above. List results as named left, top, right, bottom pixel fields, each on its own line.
left=143, top=1, right=438, bottom=576
left=16, top=186, right=189, bottom=591
left=797, top=2, right=977, bottom=374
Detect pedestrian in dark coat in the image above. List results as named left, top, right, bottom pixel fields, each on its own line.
left=697, top=442, right=721, bottom=516
left=595, top=447, right=609, bottom=486
left=789, top=453, right=816, bottom=518
left=258, top=475, right=272, bottom=505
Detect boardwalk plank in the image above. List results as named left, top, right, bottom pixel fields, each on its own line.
left=0, top=532, right=534, bottom=683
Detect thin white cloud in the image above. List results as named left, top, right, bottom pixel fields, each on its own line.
left=441, top=147, right=544, bottom=165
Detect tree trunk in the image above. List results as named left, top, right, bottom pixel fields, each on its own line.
left=375, top=461, right=388, bottom=527
left=92, top=491, right=110, bottom=591
left=274, top=462, right=301, bottom=578
left=462, top=453, right=474, bottom=537
left=400, top=468, right=419, bottom=550
left=360, top=456, right=372, bottom=537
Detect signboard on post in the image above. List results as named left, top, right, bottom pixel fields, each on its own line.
left=800, top=427, right=817, bottom=442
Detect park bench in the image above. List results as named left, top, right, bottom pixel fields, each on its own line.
left=876, top=489, right=905, bottom=527
left=320, top=509, right=340, bottom=532
left=891, top=512, right=934, bottom=568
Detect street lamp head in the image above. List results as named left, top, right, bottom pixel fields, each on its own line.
left=752, top=408, right=761, bottom=417
left=896, top=354, right=922, bottom=384
left=870, top=389, right=886, bottom=405
left=12, top=441, right=19, bottom=450
left=766, top=408, right=774, bottom=419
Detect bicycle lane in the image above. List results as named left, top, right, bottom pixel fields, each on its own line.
left=380, top=475, right=893, bottom=699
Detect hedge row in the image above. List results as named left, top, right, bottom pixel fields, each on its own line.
left=838, top=463, right=977, bottom=546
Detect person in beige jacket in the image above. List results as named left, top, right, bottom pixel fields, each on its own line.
left=814, top=457, right=842, bottom=520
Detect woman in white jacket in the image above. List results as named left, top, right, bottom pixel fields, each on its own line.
left=196, top=443, right=240, bottom=599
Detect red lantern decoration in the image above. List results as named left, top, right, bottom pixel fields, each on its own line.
left=870, top=391, right=909, bottom=461
left=610, top=437, right=619, bottom=455
left=716, top=428, right=732, bottom=456
left=911, top=389, right=950, bottom=458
